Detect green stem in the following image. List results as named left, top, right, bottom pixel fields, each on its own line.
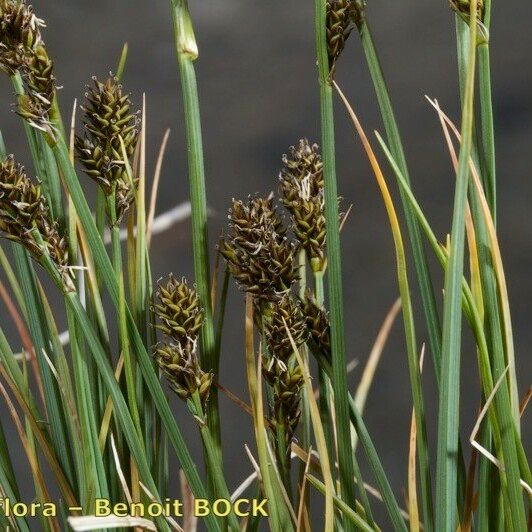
left=107, top=195, right=143, bottom=438
left=190, top=393, right=240, bottom=531
left=478, top=0, right=496, bottom=222
left=297, top=250, right=311, bottom=510
left=170, top=0, right=221, bottom=462
left=274, top=407, right=292, bottom=501
left=455, top=16, right=525, bottom=529
left=314, top=3, right=359, bottom=528
left=312, top=270, right=338, bottom=505
left=435, top=4, right=478, bottom=528
left=50, top=138, right=217, bottom=531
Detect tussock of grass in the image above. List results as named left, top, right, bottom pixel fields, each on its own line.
left=0, top=0, right=528, bottom=531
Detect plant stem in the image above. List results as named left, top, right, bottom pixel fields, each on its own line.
left=169, top=0, right=221, bottom=461
left=50, top=137, right=217, bottom=530
left=107, top=194, right=143, bottom=439
left=190, top=393, right=240, bottom=531
left=297, top=250, right=311, bottom=512
left=435, top=2, right=478, bottom=529
left=314, top=2, right=357, bottom=529
left=455, top=15, right=526, bottom=529
left=478, top=0, right=496, bottom=221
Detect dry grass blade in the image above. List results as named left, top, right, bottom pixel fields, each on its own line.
left=519, top=387, right=531, bottom=416
left=407, top=409, right=419, bottom=532
left=147, top=128, right=171, bottom=247
left=283, top=317, right=334, bottom=531
left=244, top=444, right=261, bottom=480
left=334, top=79, right=433, bottom=527
left=355, top=298, right=401, bottom=413
left=110, top=433, right=133, bottom=503
left=351, top=298, right=401, bottom=451
left=41, top=348, right=81, bottom=442
left=0, top=379, right=60, bottom=531
left=243, top=294, right=291, bottom=530
left=68, top=515, right=157, bottom=531
left=107, top=203, right=192, bottom=244
left=0, top=278, right=44, bottom=403
left=407, top=345, right=425, bottom=532
left=469, top=366, right=531, bottom=494
left=296, top=445, right=313, bottom=532
left=214, top=380, right=255, bottom=420
left=98, top=354, right=124, bottom=451
left=69, top=98, right=77, bottom=161
left=179, top=470, right=198, bottom=532
left=292, top=443, right=411, bottom=520
left=231, top=469, right=257, bottom=502
left=138, top=481, right=183, bottom=531
left=0, top=364, right=78, bottom=507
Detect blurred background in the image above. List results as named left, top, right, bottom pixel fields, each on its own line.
left=0, top=0, right=530, bottom=527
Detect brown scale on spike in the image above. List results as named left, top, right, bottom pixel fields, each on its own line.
left=153, top=274, right=205, bottom=343
left=0, top=0, right=43, bottom=74
left=260, top=295, right=307, bottom=469
left=326, top=0, right=365, bottom=74
left=302, top=289, right=331, bottom=359
left=263, top=295, right=308, bottom=362
left=0, top=155, right=71, bottom=288
left=280, top=139, right=327, bottom=271
left=0, top=1, right=56, bottom=133
left=152, top=275, right=212, bottom=409
left=17, top=45, right=55, bottom=128
left=153, top=341, right=213, bottom=407
left=75, top=76, right=140, bottom=223
left=220, top=196, right=297, bottom=301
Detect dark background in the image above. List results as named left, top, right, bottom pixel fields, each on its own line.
left=0, top=0, right=530, bottom=528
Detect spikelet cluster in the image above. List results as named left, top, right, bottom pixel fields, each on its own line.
left=220, top=196, right=297, bottom=301
left=0, top=0, right=42, bottom=74
left=152, top=275, right=212, bottom=408
left=326, top=0, right=365, bottom=73
left=449, top=0, right=484, bottom=20
left=17, top=44, right=55, bottom=130
left=263, top=295, right=308, bottom=362
left=280, top=139, right=327, bottom=271
left=75, top=76, right=140, bottom=223
left=0, top=1, right=56, bottom=134
left=302, top=290, right=331, bottom=358
left=0, top=155, right=71, bottom=287
left=261, top=295, right=307, bottom=446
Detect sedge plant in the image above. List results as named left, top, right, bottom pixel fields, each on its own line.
left=0, top=1, right=528, bottom=531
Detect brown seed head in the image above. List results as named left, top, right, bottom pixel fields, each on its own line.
left=0, top=0, right=43, bottom=74
left=263, top=295, right=308, bottom=361
left=76, top=76, right=140, bottom=221
left=220, top=196, right=296, bottom=300
left=153, top=274, right=204, bottom=346
left=16, top=44, right=55, bottom=130
left=262, top=351, right=304, bottom=447
left=153, top=340, right=213, bottom=408
left=280, top=139, right=327, bottom=270
left=0, top=155, right=71, bottom=286
left=153, top=275, right=211, bottom=407
left=326, top=0, right=365, bottom=73
left=0, top=2, right=56, bottom=133
left=302, top=289, right=331, bottom=358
